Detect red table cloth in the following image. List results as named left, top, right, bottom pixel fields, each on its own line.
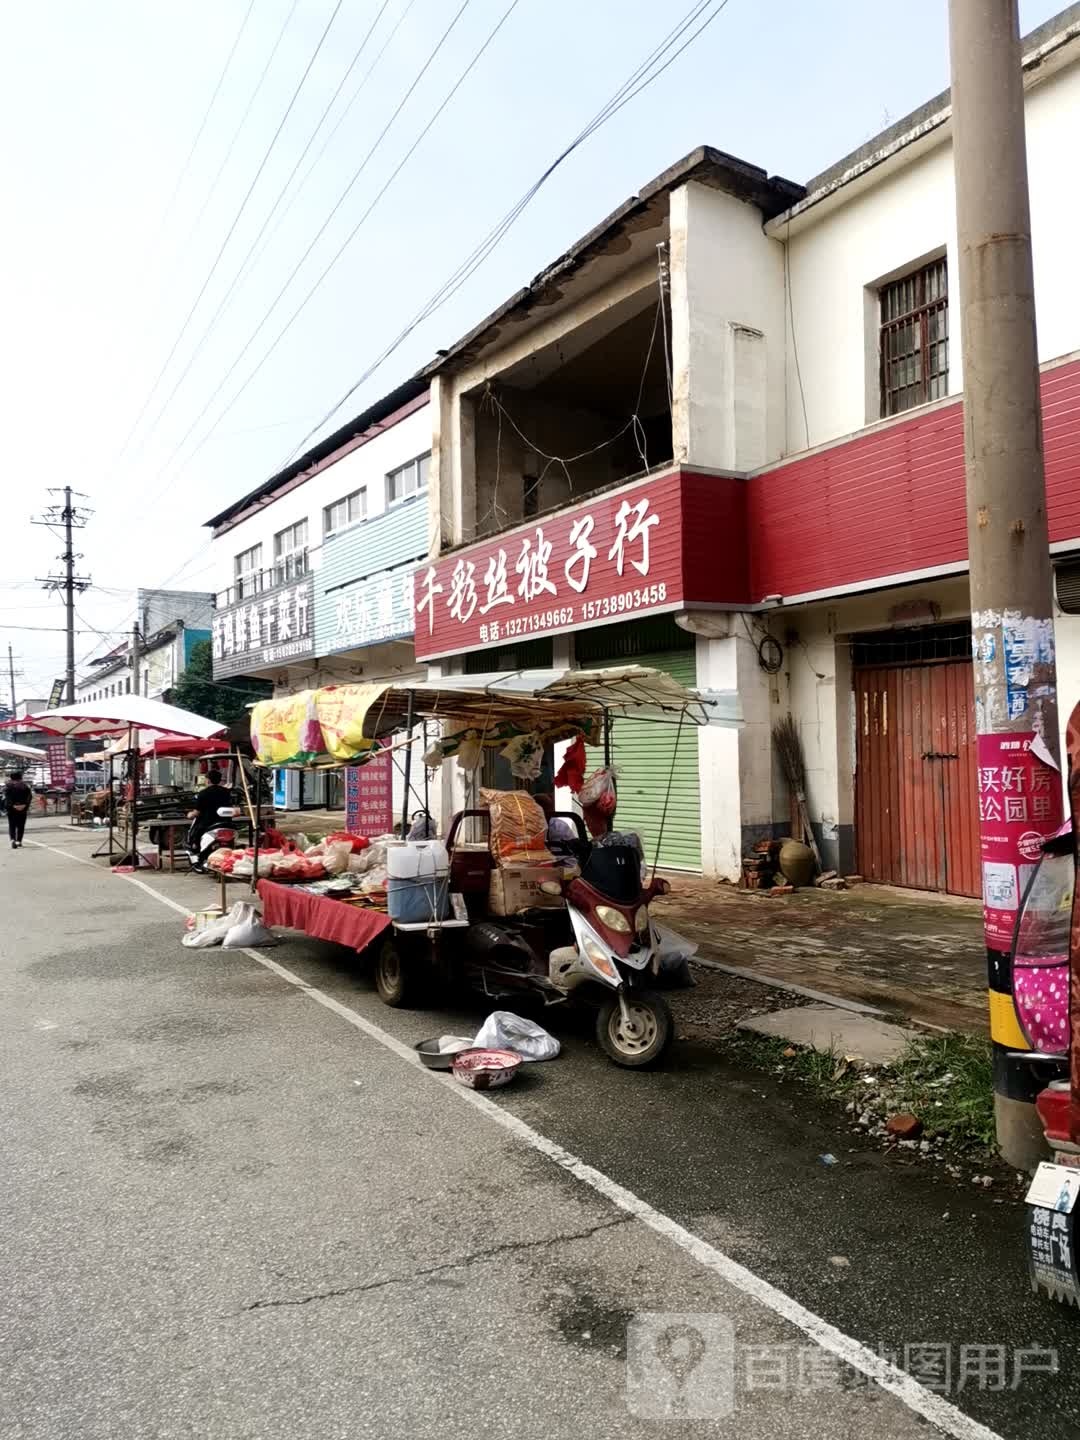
left=258, top=879, right=391, bottom=953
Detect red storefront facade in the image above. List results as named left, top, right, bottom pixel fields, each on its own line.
left=415, top=353, right=1080, bottom=665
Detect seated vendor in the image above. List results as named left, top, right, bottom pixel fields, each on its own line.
left=186, top=768, right=234, bottom=846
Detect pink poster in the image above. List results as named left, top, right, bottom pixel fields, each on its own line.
left=345, top=744, right=395, bottom=838
left=976, top=731, right=1064, bottom=949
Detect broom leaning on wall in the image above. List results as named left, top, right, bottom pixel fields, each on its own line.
left=772, top=715, right=823, bottom=872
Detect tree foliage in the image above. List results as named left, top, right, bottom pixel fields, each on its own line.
left=169, top=639, right=271, bottom=730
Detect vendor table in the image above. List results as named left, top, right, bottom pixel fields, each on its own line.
left=149, top=817, right=192, bottom=873
left=258, top=879, right=392, bottom=953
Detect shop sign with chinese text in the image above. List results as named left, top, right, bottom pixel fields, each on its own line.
left=977, top=731, right=1064, bottom=949
left=314, top=497, right=426, bottom=658
left=412, top=470, right=746, bottom=661
left=212, top=574, right=315, bottom=680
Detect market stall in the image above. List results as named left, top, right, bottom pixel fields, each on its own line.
left=232, top=670, right=738, bottom=1065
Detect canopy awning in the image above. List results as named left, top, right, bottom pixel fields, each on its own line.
left=250, top=667, right=740, bottom=769
left=139, top=736, right=232, bottom=759
left=21, top=696, right=226, bottom=742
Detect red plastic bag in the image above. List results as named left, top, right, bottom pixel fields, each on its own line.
left=554, top=735, right=587, bottom=794
left=326, top=831, right=370, bottom=853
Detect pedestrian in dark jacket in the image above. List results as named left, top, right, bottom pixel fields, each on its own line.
left=5, top=770, right=32, bottom=848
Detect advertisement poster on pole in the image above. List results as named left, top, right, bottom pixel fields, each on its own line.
left=977, top=731, right=1064, bottom=949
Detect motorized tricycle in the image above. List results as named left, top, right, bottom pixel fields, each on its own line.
left=375, top=805, right=677, bottom=1066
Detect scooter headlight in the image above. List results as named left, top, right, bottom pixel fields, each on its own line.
left=595, top=905, right=631, bottom=934
left=634, top=905, right=649, bottom=934
left=582, top=936, right=619, bottom=982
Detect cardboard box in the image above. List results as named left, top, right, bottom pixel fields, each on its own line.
left=489, top=865, right=565, bottom=915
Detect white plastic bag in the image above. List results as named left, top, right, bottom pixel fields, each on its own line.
left=472, top=1010, right=560, bottom=1061
left=222, top=901, right=278, bottom=949
left=322, top=840, right=352, bottom=876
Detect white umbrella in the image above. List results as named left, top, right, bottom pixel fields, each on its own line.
left=21, top=695, right=225, bottom=741
left=0, top=739, right=47, bottom=761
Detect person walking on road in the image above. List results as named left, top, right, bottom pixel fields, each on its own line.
left=5, top=770, right=32, bottom=849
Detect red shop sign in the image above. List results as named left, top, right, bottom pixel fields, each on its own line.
left=412, top=470, right=748, bottom=662
left=976, top=732, right=1064, bottom=950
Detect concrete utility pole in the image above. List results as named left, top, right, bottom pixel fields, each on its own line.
left=130, top=624, right=141, bottom=696
left=34, top=486, right=91, bottom=704
left=7, top=644, right=16, bottom=714
left=949, top=0, right=1063, bottom=1168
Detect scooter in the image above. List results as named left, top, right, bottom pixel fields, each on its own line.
left=376, top=809, right=675, bottom=1068
left=186, top=806, right=243, bottom=874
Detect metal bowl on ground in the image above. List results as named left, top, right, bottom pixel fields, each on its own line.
left=451, top=1047, right=523, bottom=1090
left=415, top=1037, right=471, bottom=1070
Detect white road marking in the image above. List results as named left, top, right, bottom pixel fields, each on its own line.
left=37, top=842, right=1003, bottom=1440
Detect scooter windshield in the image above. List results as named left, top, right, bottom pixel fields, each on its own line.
left=1012, top=850, right=1072, bottom=1054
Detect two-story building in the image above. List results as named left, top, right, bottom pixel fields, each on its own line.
left=414, top=3, right=1080, bottom=893
left=77, top=589, right=213, bottom=705
left=205, top=378, right=431, bottom=814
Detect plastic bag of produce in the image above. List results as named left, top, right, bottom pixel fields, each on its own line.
left=480, top=788, right=553, bottom=866
left=472, top=1010, right=560, bottom=1061
left=322, top=840, right=353, bottom=876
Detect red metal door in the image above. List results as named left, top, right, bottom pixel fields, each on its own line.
left=855, top=660, right=979, bottom=897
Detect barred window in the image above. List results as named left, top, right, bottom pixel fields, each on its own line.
left=880, top=259, right=948, bottom=416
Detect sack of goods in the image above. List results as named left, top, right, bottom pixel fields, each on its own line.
left=480, top=788, right=554, bottom=866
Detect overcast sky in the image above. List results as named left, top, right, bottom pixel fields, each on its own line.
left=0, top=0, right=1063, bottom=697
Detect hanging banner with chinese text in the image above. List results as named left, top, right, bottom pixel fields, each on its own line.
left=345, top=745, right=394, bottom=836
left=46, top=742, right=75, bottom=790
left=976, top=731, right=1064, bottom=949
left=412, top=470, right=748, bottom=661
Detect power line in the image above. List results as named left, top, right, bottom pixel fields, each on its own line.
left=150, top=0, right=257, bottom=249
left=124, top=0, right=350, bottom=473
left=239, top=0, right=419, bottom=298
left=149, top=0, right=514, bottom=495
left=108, top=0, right=302, bottom=472
left=128, top=0, right=398, bottom=464
left=284, top=0, right=732, bottom=459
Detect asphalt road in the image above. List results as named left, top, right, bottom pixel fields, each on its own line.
left=1, top=823, right=1076, bottom=1440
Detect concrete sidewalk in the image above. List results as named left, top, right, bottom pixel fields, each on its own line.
left=653, top=877, right=986, bottom=1034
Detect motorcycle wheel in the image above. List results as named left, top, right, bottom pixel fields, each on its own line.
left=374, top=936, right=425, bottom=1008
left=595, top=990, right=673, bottom=1068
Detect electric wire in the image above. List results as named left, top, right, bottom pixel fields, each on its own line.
left=131, top=0, right=393, bottom=466
left=108, top=0, right=305, bottom=471
left=144, top=0, right=485, bottom=496
left=150, top=0, right=257, bottom=248
left=282, top=0, right=733, bottom=463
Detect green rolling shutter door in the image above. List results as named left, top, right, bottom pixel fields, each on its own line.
left=576, top=619, right=701, bottom=872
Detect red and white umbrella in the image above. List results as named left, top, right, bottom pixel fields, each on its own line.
left=19, top=696, right=225, bottom=743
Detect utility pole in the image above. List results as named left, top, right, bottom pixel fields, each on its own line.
left=949, top=0, right=1063, bottom=1168
left=34, top=486, right=92, bottom=703
left=7, top=644, right=16, bottom=715
left=131, top=623, right=141, bottom=696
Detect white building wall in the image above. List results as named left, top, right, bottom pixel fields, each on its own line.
left=669, top=181, right=786, bottom=470
left=209, top=404, right=431, bottom=599
left=778, top=54, right=1080, bottom=453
